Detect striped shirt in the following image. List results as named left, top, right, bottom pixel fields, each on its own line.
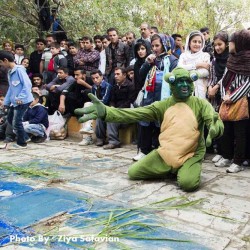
left=219, top=68, right=250, bottom=102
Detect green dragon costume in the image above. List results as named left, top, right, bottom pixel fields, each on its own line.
left=75, top=67, right=224, bottom=191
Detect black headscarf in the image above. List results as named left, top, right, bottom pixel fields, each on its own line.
left=213, top=32, right=229, bottom=81
left=133, top=39, right=152, bottom=94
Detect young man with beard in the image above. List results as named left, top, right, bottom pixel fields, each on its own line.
left=125, top=32, right=136, bottom=64
left=40, top=34, right=56, bottom=83
left=105, top=28, right=130, bottom=85
left=94, top=35, right=106, bottom=75
left=29, top=38, right=46, bottom=75
left=73, top=36, right=100, bottom=77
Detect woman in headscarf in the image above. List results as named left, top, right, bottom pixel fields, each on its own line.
left=133, top=34, right=178, bottom=161
left=207, top=32, right=229, bottom=164
left=214, top=29, right=250, bottom=173
left=178, top=30, right=210, bottom=99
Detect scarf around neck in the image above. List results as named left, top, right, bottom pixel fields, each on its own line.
left=226, top=50, right=250, bottom=76
left=214, top=48, right=229, bottom=81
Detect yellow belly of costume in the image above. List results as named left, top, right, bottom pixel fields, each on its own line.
left=157, top=102, right=200, bottom=168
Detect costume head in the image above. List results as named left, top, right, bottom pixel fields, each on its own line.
left=164, top=67, right=198, bottom=100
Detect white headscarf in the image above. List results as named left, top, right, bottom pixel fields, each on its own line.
left=184, top=30, right=205, bottom=60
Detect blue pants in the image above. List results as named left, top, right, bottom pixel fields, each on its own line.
left=24, top=124, right=45, bottom=137
left=7, top=103, right=30, bottom=146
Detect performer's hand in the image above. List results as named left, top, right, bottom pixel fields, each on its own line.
left=206, top=113, right=221, bottom=147
left=74, top=93, right=106, bottom=123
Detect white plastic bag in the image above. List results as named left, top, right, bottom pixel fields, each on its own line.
left=133, top=88, right=144, bottom=108
left=46, top=111, right=66, bottom=139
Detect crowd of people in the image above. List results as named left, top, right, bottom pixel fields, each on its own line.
left=0, top=22, right=250, bottom=175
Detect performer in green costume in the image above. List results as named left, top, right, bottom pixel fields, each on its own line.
left=75, top=67, right=224, bottom=191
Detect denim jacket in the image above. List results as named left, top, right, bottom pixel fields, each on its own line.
left=4, top=65, right=33, bottom=107
left=91, top=80, right=112, bottom=105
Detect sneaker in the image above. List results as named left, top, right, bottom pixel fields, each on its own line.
left=25, top=138, right=31, bottom=143
left=32, top=134, right=47, bottom=143
left=103, top=143, right=120, bottom=150
left=133, top=152, right=146, bottom=161
left=226, top=163, right=244, bottom=173
left=80, top=125, right=94, bottom=134
left=212, top=154, right=222, bottom=163
left=3, top=137, right=14, bottom=143
left=242, top=160, right=249, bottom=167
left=96, top=139, right=104, bottom=147
left=214, top=157, right=231, bottom=167
left=6, top=143, right=27, bottom=150
left=78, top=136, right=94, bottom=146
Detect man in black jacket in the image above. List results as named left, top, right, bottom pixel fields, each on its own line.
left=105, top=28, right=130, bottom=85
left=29, top=38, right=46, bottom=75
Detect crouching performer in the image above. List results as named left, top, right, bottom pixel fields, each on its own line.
left=75, top=67, right=224, bottom=191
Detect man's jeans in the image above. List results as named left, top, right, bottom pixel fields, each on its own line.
left=24, top=124, right=45, bottom=137
left=7, top=103, right=30, bottom=146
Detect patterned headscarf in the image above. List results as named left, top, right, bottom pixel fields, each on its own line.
left=158, top=33, right=175, bottom=55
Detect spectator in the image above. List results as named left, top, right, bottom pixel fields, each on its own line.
left=94, top=35, right=106, bottom=75
left=105, top=28, right=130, bottom=85
left=40, top=34, right=56, bottom=84
left=150, top=26, right=159, bottom=36
left=73, top=36, right=100, bottom=77
left=133, top=34, right=178, bottom=161
left=47, top=42, right=67, bottom=83
left=66, top=41, right=78, bottom=76
left=79, top=69, right=112, bottom=146
left=58, top=68, right=91, bottom=116
left=46, top=67, right=74, bottom=114
left=0, top=50, right=33, bottom=149
left=200, top=27, right=213, bottom=60
left=29, top=38, right=46, bottom=75
left=171, top=33, right=184, bottom=58
left=22, top=92, right=48, bottom=143
left=96, top=67, right=134, bottom=149
left=2, top=40, right=14, bottom=54
left=178, top=30, right=210, bottom=99
left=126, top=31, right=136, bottom=63
left=139, top=23, right=151, bottom=42
left=14, top=44, right=25, bottom=65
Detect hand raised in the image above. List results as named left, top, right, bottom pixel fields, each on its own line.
left=74, top=93, right=106, bottom=123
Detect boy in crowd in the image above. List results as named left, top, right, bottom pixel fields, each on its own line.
left=79, top=69, right=112, bottom=146
left=66, top=42, right=78, bottom=76
left=46, top=67, right=75, bottom=114
left=171, top=34, right=184, bottom=58
left=31, top=73, right=48, bottom=106
left=0, top=50, right=33, bottom=149
left=14, top=44, right=25, bottom=64
left=47, top=42, right=67, bottom=83
left=22, top=92, right=48, bottom=143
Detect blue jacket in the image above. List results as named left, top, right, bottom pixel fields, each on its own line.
left=91, top=80, right=112, bottom=105
left=23, top=103, right=49, bottom=129
left=4, top=65, right=33, bottom=107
